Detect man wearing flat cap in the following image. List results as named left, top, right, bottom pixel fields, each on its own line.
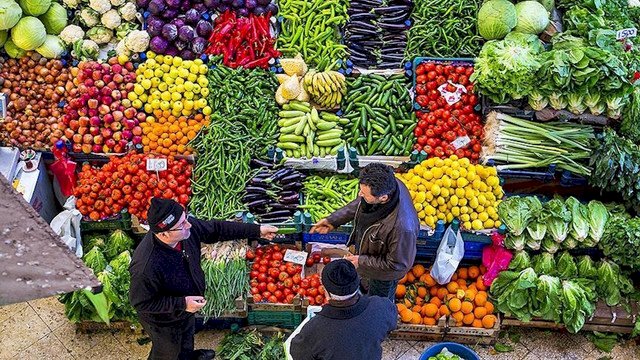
left=129, top=197, right=278, bottom=360
left=288, top=259, right=397, bottom=360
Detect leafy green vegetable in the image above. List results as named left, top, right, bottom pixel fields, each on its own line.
left=11, top=16, right=47, bottom=50
left=596, top=260, right=622, bottom=306
left=17, top=0, right=49, bottom=16
left=509, top=251, right=531, bottom=271
left=217, top=330, right=287, bottom=360
left=542, top=234, right=561, bottom=254
left=532, top=252, right=556, bottom=276
left=545, top=199, right=571, bottom=243
left=82, top=246, right=107, bottom=273
left=513, top=1, right=549, bottom=35
left=494, top=268, right=538, bottom=322
left=477, top=0, right=517, bottom=40
left=498, top=196, right=534, bottom=236
left=576, top=255, right=597, bottom=279
left=620, top=88, right=640, bottom=144
left=105, top=230, right=134, bottom=261
left=561, top=280, right=596, bottom=333
left=566, top=197, right=589, bottom=242
left=587, top=332, right=618, bottom=353
left=586, top=200, right=608, bottom=246
left=557, top=252, right=578, bottom=279
left=107, top=250, right=137, bottom=323
left=0, top=0, right=22, bottom=30
left=35, top=35, right=65, bottom=59
left=84, top=234, right=106, bottom=252
left=562, top=235, right=579, bottom=250
left=504, top=233, right=526, bottom=251
left=526, top=197, right=548, bottom=243
left=38, top=2, right=67, bottom=35
left=534, top=275, right=562, bottom=322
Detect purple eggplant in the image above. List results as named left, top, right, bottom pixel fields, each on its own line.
left=147, top=0, right=166, bottom=14
left=178, top=25, right=195, bottom=41
left=196, top=20, right=213, bottom=37
left=161, top=23, right=178, bottom=41
left=192, top=37, right=208, bottom=54
left=185, top=9, right=200, bottom=24
left=149, top=36, right=169, bottom=53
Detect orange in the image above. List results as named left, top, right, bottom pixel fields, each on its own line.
left=430, top=286, right=439, bottom=297
left=476, top=277, right=487, bottom=291
left=446, top=282, right=459, bottom=294
left=475, top=292, right=487, bottom=307
left=439, top=304, right=450, bottom=316
left=400, top=309, right=413, bottom=322
left=423, top=317, right=437, bottom=326
left=465, top=289, right=476, bottom=302
left=415, top=297, right=424, bottom=306
left=412, top=264, right=426, bottom=278
left=417, top=286, right=428, bottom=298
left=451, top=273, right=458, bottom=281
left=429, top=297, right=442, bottom=307
left=474, top=306, right=487, bottom=319
left=461, top=301, right=474, bottom=315
left=480, top=264, right=487, bottom=274
left=468, top=284, right=477, bottom=292
left=398, top=273, right=408, bottom=285
left=485, top=302, right=495, bottom=314
left=423, top=303, right=438, bottom=317
left=404, top=298, right=413, bottom=308
left=458, top=268, right=468, bottom=280
left=396, top=303, right=407, bottom=314
left=411, top=312, right=422, bottom=324
left=463, top=313, right=475, bottom=325
left=412, top=305, right=422, bottom=313
left=455, top=321, right=463, bottom=327
left=448, top=298, right=462, bottom=312
left=396, top=284, right=406, bottom=299
left=457, top=279, right=467, bottom=290
left=482, top=315, right=496, bottom=329
left=468, top=266, right=480, bottom=279
left=446, top=294, right=456, bottom=301
left=456, top=289, right=466, bottom=300
left=406, top=272, right=416, bottom=283
left=436, top=288, right=448, bottom=300
left=472, top=319, right=483, bottom=328
left=423, top=274, right=436, bottom=287
left=452, top=311, right=464, bottom=323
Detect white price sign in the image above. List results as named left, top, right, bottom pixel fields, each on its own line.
left=0, top=93, right=6, bottom=119
left=617, top=28, right=637, bottom=40
left=284, top=249, right=308, bottom=266
left=452, top=136, right=471, bottom=150
left=146, top=158, right=167, bottom=171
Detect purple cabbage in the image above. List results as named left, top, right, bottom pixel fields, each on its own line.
left=137, top=0, right=150, bottom=8
left=165, top=0, right=181, bottom=7
left=185, top=9, right=200, bottom=24
left=149, top=36, right=169, bottom=53
left=265, top=3, right=277, bottom=15
left=163, top=9, right=179, bottom=19
left=231, top=0, right=244, bottom=7
left=238, top=7, right=249, bottom=16
left=221, top=0, right=232, bottom=5
left=193, top=3, right=206, bottom=12
left=180, top=0, right=191, bottom=11
left=165, top=47, right=179, bottom=56
left=146, top=17, right=165, bottom=37
left=172, top=18, right=185, bottom=28
left=175, top=40, right=187, bottom=50
left=192, top=37, right=208, bottom=54
left=253, top=5, right=264, bottom=14
left=147, top=0, right=166, bottom=14
left=180, top=49, right=195, bottom=59
left=161, top=23, right=178, bottom=41
left=245, top=0, right=257, bottom=9
left=195, top=20, right=213, bottom=37
left=203, top=0, right=219, bottom=8
left=178, top=25, right=195, bottom=42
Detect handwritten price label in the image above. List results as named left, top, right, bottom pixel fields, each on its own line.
left=146, top=158, right=167, bottom=171
left=0, top=93, right=6, bottom=119
left=284, top=249, right=308, bottom=266
left=616, top=28, right=637, bottom=40
left=452, top=136, right=471, bottom=150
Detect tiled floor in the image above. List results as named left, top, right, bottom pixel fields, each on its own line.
left=0, top=297, right=638, bottom=359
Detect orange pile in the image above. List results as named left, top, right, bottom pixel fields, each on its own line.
left=396, top=264, right=497, bottom=329
left=141, top=110, right=210, bottom=155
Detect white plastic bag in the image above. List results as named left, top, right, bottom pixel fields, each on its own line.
left=430, top=224, right=465, bottom=285
left=50, top=196, right=83, bottom=258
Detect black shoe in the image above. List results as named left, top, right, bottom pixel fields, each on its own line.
left=192, top=349, right=216, bottom=360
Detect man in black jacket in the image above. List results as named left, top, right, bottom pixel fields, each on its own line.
left=288, top=259, right=397, bottom=360
left=129, top=197, right=278, bottom=360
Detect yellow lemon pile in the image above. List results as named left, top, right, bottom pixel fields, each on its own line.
left=130, top=52, right=212, bottom=117
left=398, top=155, right=503, bottom=230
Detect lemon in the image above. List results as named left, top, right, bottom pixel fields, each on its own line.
left=425, top=158, right=436, bottom=168
left=178, top=68, right=189, bottom=78
left=184, top=92, right=194, bottom=100
left=478, top=212, right=489, bottom=222
left=144, top=103, right=153, bottom=113
left=459, top=198, right=468, bottom=206
left=151, top=77, right=161, bottom=88
left=198, top=77, right=208, bottom=87
left=486, top=206, right=496, bottom=217
left=144, top=69, right=154, bottom=79
left=139, top=94, right=148, bottom=103
left=432, top=168, right=443, bottom=179
left=465, top=187, right=475, bottom=199
left=437, top=197, right=446, bottom=206
left=451, top=206, right=460, bottom=217
left=461, top=213, right=470, bottom=222
left=455, top=188, right=465, bottom=198
left=441, top=188, right=450, bottom=198
left=484, top=219, right=495, bottom=228
left=480, top=183, right=488, bottom=192
left=487, top=176, right=500, bottom=187
left=449, top=195, right=459, bottom=206
left=415, top=192, right=426, bottom=203
left=160, top=101, right=171, bottom=110
left=451, top=169, right=460, bottom=179
left=154, top=68, right=164, bottom=78
left=434, top=158, right=444, bottom=167
left=438, top=205, right=447, bottom=213
left=446, top=213, right=454, bottom=223
left=141, top=79, right=152, bottom=89
left=160, top=64, right=170, bottom=73
left=172, top=101, right=183, bottom=111
left=172, top=92, right=183, bottom=101
left=160, top=92, right=171, bottom=101
left=418, top=184, right=426, bottom=192
left=127, top=92, right=138, bottom=101
left=425, top=192, right=434, bottom=201
left=187, top=73, right=198, bottom=83
left=150, top=99, right=160, bottom=109
left=478, top=194, right=487, bottom=205
left=470, top=212, right=478, bottom=220
left=442, top=177, right=452, bottom=188
left=495, top=220, right=502, bottom=227
left=445, top=168, right=453, bottom=177
left=469, top=197, right=479, bottom=208
left=199, top=64, right=208, bottom=75
left=444, top=158, right=452, bottom=167
left=165, top=77, right=174, bottom=85
left=176, top=77, right=185, bottom=86
left=431, top=199, right=438, bottom=207
left=456, top=177, right=469, bottom=188
left=437, top=213, right=446, bottom=220
left=146, top=58, right=157, bottom=68
left=450, top=161, right=460, bottom=170
left=431, top=184, right=441, bottom=196
left=414, top=203, right=423, bottom=212
left=418, top=210, right=426, bottom=219
left=463, top=221, right=472, bottom=230
left=472, top=219, right=483, bottom=230
left=466, top=171, right=477, bottom=182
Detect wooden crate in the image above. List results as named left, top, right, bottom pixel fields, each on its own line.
left=501, top=301, right=639, bottom=334
left=243, top=294, right=309, bottom=312
left=389, top=315, right=500, bottom=345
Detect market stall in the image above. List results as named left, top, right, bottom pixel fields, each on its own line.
left=1, top=0, right=640, bottom=355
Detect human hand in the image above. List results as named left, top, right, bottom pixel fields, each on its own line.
left=310, top=219, right=334, bottom=234
left=345, top=255, right=359, bottom=268
left=260, top=225, right=279, bottom=240
left=185, top=296, right=207, bottom=313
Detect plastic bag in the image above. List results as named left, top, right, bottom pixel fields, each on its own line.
left=430, top=224, right=464, bottom=285
left=482, top=230, right=513, bottom=287
left=49, top=142, right=77, bottom=197
left=50, top=196, right=83, bottom=258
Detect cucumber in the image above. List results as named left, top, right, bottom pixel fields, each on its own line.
left=278, top=142, right=300, bottom=150
left=317, top=131, right=342, bottom=141
left=278, top=116, right=305, bottom=127
left=317, top=121, right=337, bottom=131
left=279, top=110, right=306, bottom=118
left=320, top=112, right=340, bottom=122
left=294, top=115, right=308, bottom=135
left=317, top=138, right=342, bottom=147
left=279, top=134, right=305, bottom=142
left=280, top=123, right=299, bottom=134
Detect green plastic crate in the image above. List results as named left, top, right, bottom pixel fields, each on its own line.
left=80, top=210, right=132, bottom=231
left=247, top=310, right=304, bottom=329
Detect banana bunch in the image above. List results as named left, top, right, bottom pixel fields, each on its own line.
left=303, top=70, right=346, bottom=109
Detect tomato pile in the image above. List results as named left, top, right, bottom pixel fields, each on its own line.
left=247, top=245, right=328, bottom=306
left=74, top=153, right=192, bottom=221
left=413, top=61, right=483, bottom=162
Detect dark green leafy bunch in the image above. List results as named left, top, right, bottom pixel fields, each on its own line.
left=601, top=215, right=640, bottom=270
left=620, top=87, right=640, bottom=143
left=217, top=331, right=286, bottom=360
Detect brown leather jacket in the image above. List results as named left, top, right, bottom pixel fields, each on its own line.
left=327, top=179, right=419, bottom=281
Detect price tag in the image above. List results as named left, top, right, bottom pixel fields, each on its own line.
left=284, top=249, right=308, bottom=266
left=616, top=28, right=637, bottom=40
left=0, top=93, right=6, bottom=119
left=438, top=81, right=467, bottom=105
left=146, top=158, right=167, bottom=171
left=452, top=136, right=471, bottom=150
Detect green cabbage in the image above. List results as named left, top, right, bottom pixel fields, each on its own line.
left=18, top=0, right=50, bottom=16
left=526, top=197, right=548, bottom=243
left=542, top=235, right=560, bottom=254
left=534, top=275, right=562, bottom=322
left=509, top=251, right=531, bottom=271
left=35, top=34, right=64, bottom=58
left=504, top=233, right=526, bottom=251
left=498, top=196, right=534, bottom=236
left=561, top=280, right=596, bottom=333
left=82, top=246, right=107, bottom=273
left=545, top=199, right=571, bottom=243
left=3, top=38, right=24, bottom=57
left=557, top=252, right=578, bottom=279
left=104, top=230, right=134, bottom=261
left=0, top=30, right=7, bottom=47
left=0, top=0, right=22, bottom=30
left=532, top=252, right=556, bottom=276
left=514, top=1, right=550, bottom=35
left=576, top=256, right=597, bottom=279
left=587, top=200, right=608, bottom=244
left=596, top=260, right=622, bottom=306
left=566, top=197, right=589, bottom=242
left=478, top=0, right=517, bottom=40
left=531, top=0, right=554, bottom=12
left=38, top=2, right=67, bottom=35
left=495, top=268, right=538, bottom=322
left=11, top=16, right=46, bottom=50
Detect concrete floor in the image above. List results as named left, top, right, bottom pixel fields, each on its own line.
left=0, top=297, right=638, bottom=359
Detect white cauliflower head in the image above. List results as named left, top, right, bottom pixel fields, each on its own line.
left=80, top=8, right=100, bottom=27
left=59, top=25, right=85, bottom=45
left=101, top=9, right=121, bottom=29
left=86, top=26, right=113, bottom=44
left=89, top=0, right=112, bottom=14
left=124, top=30, right=150, bottom=53
left=110, top=0, right=126, bottom=6
left=62, top=0, right=81, bottom=9
left=119, top=2, right=137, bottom=22
left=80, top=39, right=100, bottom=59
left=115, top=39, right=131, bottom=56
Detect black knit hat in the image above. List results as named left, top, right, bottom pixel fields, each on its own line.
left=321, top=259, right=360, bottom=296
left=148, top=198, right=184, bottom=233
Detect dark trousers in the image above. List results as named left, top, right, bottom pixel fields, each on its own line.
left=367, top=279, right=399, bottom=302
left=140, top=315, right=195, bottom=360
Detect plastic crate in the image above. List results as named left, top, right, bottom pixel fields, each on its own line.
left=247, top=310, right=304, bottom=329
left=480, top=96, right=536, bottom=119
left=560, top=170, right=587, bottom=187
left=242, top=211, right=304, bottom=244
left=301, top=223, right=353, bottom=246
left=80, top=210, right=132, bottom=231
left=415, top=230, right=492, bottom=261
left=412, top=57, right=474, bottom=111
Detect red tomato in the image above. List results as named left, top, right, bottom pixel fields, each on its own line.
left=286, top=265, right=298, bottom=276
left=285, top=294, right=295, bottom=304
left=416, top=64, right=426, bottom=75
left=262, top=291, right=271, bottom=298
left=283, top=278, right=293, bottom=288
left=307, top=288, right=319, bottom=297
left=268, top=268, right=280, bottom=278
left=322, top=256, right=331, bottom=264
left=424, top=62, right=435, bottom=72
left=253, top=294, right=263, bottom=302
left=274, top=290, right=284, bottom=301
left=292, top=274, right=302, bottom=284
left=315, top=295, right=325, bottom=304
left=268, top=295, right=278, bottom=303
left=414, top=127, right=424, bottom=137
left=312, top=253, right=321, bottom=262
left=305, top=258, right=315, bottom=267
left=415, top=84, right=427, bottom=95
left=310, top=278, right=320, bottom=288
left=258, top=282, right=267, bottom=292
left=250, top=287, right=259, bottom=295
left=246, top=250, right=256, bottom=260
left=417, top=135, right=428, bottom=146
left=416, top=74, right=427, bottom=83
left=272, top=252, right=283, bottom=261
left=426, top=81, right=438, bottom=91
left=267, top=283, right=277, bottom=293
left=300, top=279, right=310, bottom=289
left=250, top=270, right=259, bottom=279
left=279, top=272, right=289, bottom=281
left=427, top=71, right=437, bottom=80
left=297, top=288, right=306, bottom=296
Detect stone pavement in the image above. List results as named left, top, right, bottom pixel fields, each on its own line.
left=1, top=296, right=638, bottom=359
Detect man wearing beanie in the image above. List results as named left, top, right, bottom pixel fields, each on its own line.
left=288, top=259, right=397, bottom=360
left=129, top=197, right=278, bottom=360
left=311, top=162, right=419, bottom=300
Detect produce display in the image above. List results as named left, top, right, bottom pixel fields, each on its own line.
left=482, top=112, right=595, bottom=176
left=428, top=349, right=462, bottom=360
left=344, top=0, right=412, bottom=69
left=140, top=110, right=209, bottom=155
left=343, top=74, right=415, bottom=156
left=413, top=60, right=483, bottom=161
left=201, top=240, right=249, bottom=318
left=204, top=11, right=279, bottom=69
left=399, top=155, right=502, bottom=230
left=300, top=175, right=359, bottom=222
left=74, top=152, right=192, bottom=221
left=277, top=101, right=348, bottom=158
left=276, top=0, right=348, bottom=68
left=243, top=165, right=305, bottom=222
left=477, top=0, right=550, bottom=41
left=396, top=264, right=497, bottom=329
left=58, top=57, right=145, bottom=154
left=405, top=0, right=482, bottom=59
left=0, top=54, right=70, bottom=150
left=302, top=69, right=346, bottom=109
left=247, top=244, right=327, bottom=306
left=217, top=331, right=285, bottom=360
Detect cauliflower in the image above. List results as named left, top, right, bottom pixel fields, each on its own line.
left=80, top=8, right=100, bottom=27
left=59, top=25, right=85, bottom=45
left=62, top=0, right=80, bottom=9
left=101, top=9, right=121, bottom=29
left=110, top=0, right=126, bottom=6
left=73, top=39, right=100, bottom=60
left=115, top=38, right=131, bottom=56
left=124, top=30, right=149, bottom=53
left=115, top=22, right=138, bottom=40
left=86, top=26, right=113, bottom=44
left=118, top=2, right=137, bottom=22
left=89, top=0, right=111, bottom=14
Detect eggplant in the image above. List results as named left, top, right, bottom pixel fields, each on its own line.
left=280, top=194, right=300, bottom=204
left=268, top=167, right=294, bottom=183
left=250, top=158, right=274, bottom=169
left=282, top=181, right=303, bottom=191
left=348, top=13, right=378, bottom=21
left=378, top=23, right=408, bottom=31
left=244, top=186, right=271, bottom=194
left=242, top=192, right=270, bottom=201
left=247, top=198, right=271, bottom=208
left=279, top=172, right=305, bottom=185
left=262, top=210, right=296, bottom=219
left=271, top=203, right=300, bottom=211
left=349, top=20, right=378, bottom=31
left=373, top=5, right=409, bottom=13
left=380, top=13, right=410, bottom=23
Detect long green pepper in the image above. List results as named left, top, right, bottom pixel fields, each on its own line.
left=300, top=175, right=359, bottom=222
